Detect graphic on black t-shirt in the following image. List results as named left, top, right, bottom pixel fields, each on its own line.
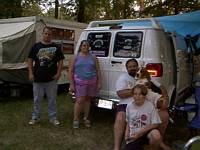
left=37, top=47, right=57, bottom=67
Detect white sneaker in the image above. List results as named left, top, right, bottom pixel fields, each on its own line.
left=29, top=118, right=40, bottom=125
left=73, top=120, right=79, bottom=129
left=50, top=119, right=60, bottom=126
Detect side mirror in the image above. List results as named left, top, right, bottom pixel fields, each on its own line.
left=184, top=136, right=200, bottom=150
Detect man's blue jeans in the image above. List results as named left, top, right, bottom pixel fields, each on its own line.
left=32, top=80, right=58, bottom=121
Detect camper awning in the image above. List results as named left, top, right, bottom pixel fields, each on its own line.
left=0, top=21, right=34, bottom=38
left=156, top=10, right=200, bottom=51
left=0, top=20, right=36, bottom=68
left=156, top=10, right=200, bottom=37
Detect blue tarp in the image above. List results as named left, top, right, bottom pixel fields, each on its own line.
left=156, top=10, right=200, bottom=52
left=156, top=10, right=200, bottom=37
left=121, top=10, right=200, bottom=52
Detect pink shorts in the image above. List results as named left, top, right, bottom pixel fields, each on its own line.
left=75, top=83, right=98, bottom=98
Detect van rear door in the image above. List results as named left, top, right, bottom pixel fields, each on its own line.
left=87, top=30, right=143, bottom=102
left=108, top=30, right=143, bottom=100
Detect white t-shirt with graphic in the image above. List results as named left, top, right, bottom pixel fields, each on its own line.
left=115, top=73, right=137, bottom=104
left=126, top=100, right=161, bottom=137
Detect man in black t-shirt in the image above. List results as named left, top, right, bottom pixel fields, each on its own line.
left=28, top=27, right=64, bottom=126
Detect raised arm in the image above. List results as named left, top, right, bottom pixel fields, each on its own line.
left=159, top=85, right=169, bottom=109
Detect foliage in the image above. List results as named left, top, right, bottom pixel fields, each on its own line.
left=21, top=0, right=43, bottom=16
left=57, top=0, right=200, bottom=22
left=0, top=0, right=199, bottom=22
left=141, top=0, right=200, bottom=17
left=0, top=0, right=22, bottom=19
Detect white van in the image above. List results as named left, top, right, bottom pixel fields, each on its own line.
left=74, top=18, right=192, bottom=109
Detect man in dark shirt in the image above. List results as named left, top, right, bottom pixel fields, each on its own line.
left=28, top=27, right=64, bottom=126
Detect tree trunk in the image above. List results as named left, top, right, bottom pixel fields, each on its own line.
left=123, top=0, right=128, bottom=19
left=174, top=0, right=179, bottom=14
left=77, top=0, right=85, bottom=22
left=112, top=0, right=118, bottom=19
left=55, top=0, right=59, bottom=19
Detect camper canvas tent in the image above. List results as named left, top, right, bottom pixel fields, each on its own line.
left=0, top=16, right=87, bottom=84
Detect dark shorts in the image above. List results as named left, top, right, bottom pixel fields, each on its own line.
left=115, top=104, right=127, bottom=112
left=124, top=132, right=150, bottom=150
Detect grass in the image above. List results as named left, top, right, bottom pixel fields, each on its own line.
left=0, top=92, right=198, bottom=150
left=0, top=93, right=114, bottom=150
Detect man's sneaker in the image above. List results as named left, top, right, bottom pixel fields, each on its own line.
left=29, top=118, right=40, bottom=125
left=83, top=118, right=91, bottom=128
left=73, top=120, right=79, bottom=129
left=50, top=119, right=60, bottom=126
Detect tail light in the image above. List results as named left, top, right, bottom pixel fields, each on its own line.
left=146, top=63, right=163, bottom=77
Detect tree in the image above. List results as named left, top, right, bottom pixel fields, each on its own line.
left=0, top=0, right=22, bottom=18
left=140, top=0, right=200, bottom=17
left=21, top=0, right=43, bottom=16
left=1, top=0, right=199, bottom=22
left=55, top=0, right=59, bottom=18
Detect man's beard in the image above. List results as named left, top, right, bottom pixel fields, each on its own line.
left=128, top=71, right=136, bottom=77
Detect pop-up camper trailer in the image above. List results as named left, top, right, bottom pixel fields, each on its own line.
left=0, top=16, right=87, bottom=85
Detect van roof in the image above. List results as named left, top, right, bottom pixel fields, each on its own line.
left=87, top=18, right=163, bottom=30
left=84, top=26, right=162, bottom=31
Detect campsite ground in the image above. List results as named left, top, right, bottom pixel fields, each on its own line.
left=0, top=93, right=194, bottom=150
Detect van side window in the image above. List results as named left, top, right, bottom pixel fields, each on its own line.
left=87, top=32, right=111, bottom=57
left=114, top=32, right=142, bottom=58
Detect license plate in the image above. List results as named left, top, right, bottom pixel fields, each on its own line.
left=98, top=99, right=113, bottom=109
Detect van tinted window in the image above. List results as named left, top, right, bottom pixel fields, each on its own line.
left=87, top=32, right=111, bottom=57
left=114, top=32, right=142, bottom=58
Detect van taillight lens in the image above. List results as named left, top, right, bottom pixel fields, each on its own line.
left=146, top=63, right=163, bottom=77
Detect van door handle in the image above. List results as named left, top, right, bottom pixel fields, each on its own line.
left=111, top=61, right=122, bottom=64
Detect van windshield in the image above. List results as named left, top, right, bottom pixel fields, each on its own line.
left=114, top=32, right=142, bottom=58
left=87, top=32, right=111, bottom=57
